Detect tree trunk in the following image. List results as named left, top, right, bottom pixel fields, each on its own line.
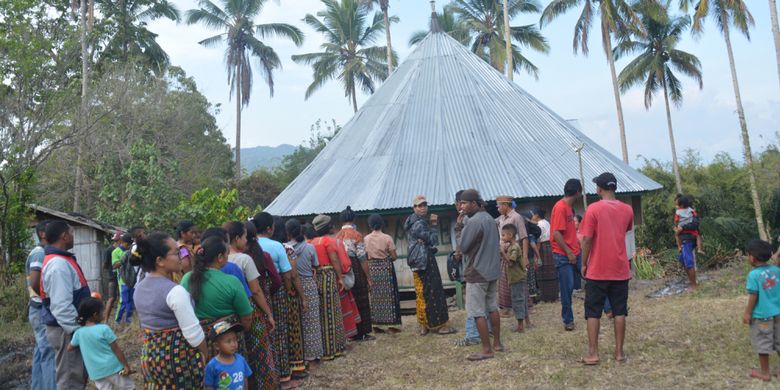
left=382, top=3, right=393, bottom=75
left=73, top=0, right=89, bottom=212
left=503, top=0, right=513, bottom=81
left=770, top=0, right=780, bottom=88
left=235, top=66, right=242, bottom=179
left=602, top=25, right=629, bottom=164
left=351, top=86, right=358, bottom=113
left=662, top=81, right=683, bottom=194
left=722, top=16, right=769, bottom=240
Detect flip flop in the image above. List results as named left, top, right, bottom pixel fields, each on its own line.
left=577, top=356, right=600, bottom=366
left=750, top=369, right=772, bottom=382
left=494, top=345, right=506, bottom=353
left=436, top=327, right=458, bottom=335
left=466, top=353, right=494, bottom=361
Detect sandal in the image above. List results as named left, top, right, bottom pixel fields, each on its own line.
left=614, top=354, right=627, bottom=363
left=419, top=329, right=429, bottom=336
left=466, top=353, right=494, bottom=361
left=436, top=327, right=457, bottom=335
left=577, top=356, right=600, bottom=366
left=454, top=338, right=480, bottom=347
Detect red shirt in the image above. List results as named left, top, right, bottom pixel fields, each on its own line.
left=580, top=199, right=634, bottom=281
left=550, top=199, right=580, bottom=256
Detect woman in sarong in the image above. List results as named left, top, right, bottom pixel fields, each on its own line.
left=404, top=195, right=457, bottom=336
left=364, top=213, right=402, bottom=333
left=132, top=232, right=208, bottom=389
left=335, top=206, right=374, bottom=341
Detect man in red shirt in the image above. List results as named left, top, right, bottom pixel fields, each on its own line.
left=579, top=172, right=634, bottom=365
left=551, top=179, right=583, bottom=331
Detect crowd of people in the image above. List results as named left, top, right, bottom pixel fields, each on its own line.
left=22, top=171, right=780, bottom=388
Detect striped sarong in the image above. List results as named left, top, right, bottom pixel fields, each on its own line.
left=300, top=277, right=323, bottom=361
left=318, top=266, right=344, bottom=360
left=246, top=302, right=278, bottom=390
left=269, top=282, right=291, bottom=380
left=140, top=327, right=204, bottom=389
left=287, top=293, right=305, bottom=373
left=368, top=259, right=401, bottom=326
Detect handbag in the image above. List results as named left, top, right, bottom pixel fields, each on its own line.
left=342, top=268, right=355, bottom=290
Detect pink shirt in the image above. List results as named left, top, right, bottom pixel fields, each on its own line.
left=580, top=200, right=634, bottom=281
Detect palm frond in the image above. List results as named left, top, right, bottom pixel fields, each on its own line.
left=255, top=23, right=305, bottom=46
left=510, top=24, right=550, bottom=53
left=185, top=8, right=229, bottom=30
left=540, top=0, right=582, bottom=28
left=198, top=33, right=226, bottom=48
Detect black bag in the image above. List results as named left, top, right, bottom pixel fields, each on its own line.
left=446, top=252, right=461, bottom=282
left=119, top=249, right=141, bottom=288
left=526, top=222, right=541, bottom=239
left=407, top=240, right=428, bottom=271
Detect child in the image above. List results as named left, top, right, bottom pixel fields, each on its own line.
left=742, top=239, right=780, bottom=382
left=68, top=298, right=133, bottom=389
left=674, top=195, right=704, bottom=254
left=502, top=224, right=530, bottom=332
left=205, top=320, right=252, bottom=389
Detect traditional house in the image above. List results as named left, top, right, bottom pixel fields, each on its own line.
left=265, top=11, right=661, bottom=294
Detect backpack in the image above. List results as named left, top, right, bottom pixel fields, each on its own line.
left=119, top=248, right=141, bottom=288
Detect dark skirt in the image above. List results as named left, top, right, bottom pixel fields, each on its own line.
left=269, top=283, right=291, bottom=380
left=141, top=327, right=204, bottom=389
left=287, top=294, right=305, bottom=373
left=318, top=267, right=344, bottom=360
left=368, top=259, right=402, bottom=326
left=300, top=277, right=323, bottom=361
left=246, top=302, right=279, bottom=390
left=350, top=258, right=372, bottom=336
left=413, top=254, right=449, bottom=330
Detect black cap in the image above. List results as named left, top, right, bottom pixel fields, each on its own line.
left=593, top=172, right=618, bottom=191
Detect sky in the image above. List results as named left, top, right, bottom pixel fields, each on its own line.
left=148, top=0, right=780, bottom=167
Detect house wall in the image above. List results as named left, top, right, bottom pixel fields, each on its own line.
left=71, top=227, right=103, bottom=293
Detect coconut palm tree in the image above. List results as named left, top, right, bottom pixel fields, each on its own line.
left=449, top=0, right=549, bottom=78
left=186, top=0, right=304, bottom=178
left=540, top=0, right=644, bottom=163
left=98, top=0, right=181, bottom=73
left=408, top=5, right=470, bottom=46
left=682, top=0, right=768, bottom=240
left=292, top=0, right=394, bottom=113
left=362, top=0, right=396, bottom=75
left=615, top=8, right=702, bottom=194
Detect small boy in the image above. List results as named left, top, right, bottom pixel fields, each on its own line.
left=205, top=321, right=252, bottom=389
left=502, top=224, right=530, bottom=332
left=742, top=239, right=780, bottom=382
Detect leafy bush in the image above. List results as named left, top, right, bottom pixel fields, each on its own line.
left=175, top=188, right=260, bottom=228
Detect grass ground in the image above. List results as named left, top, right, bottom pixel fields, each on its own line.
left=2, top=260, right=776, bottom=389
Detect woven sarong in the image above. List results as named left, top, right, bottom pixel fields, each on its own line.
left=287, top=293, right=305, bottom=373
left=318, top=267, right=344, bottom=360
left=350, top=259, right=372, bottom=336
left=246, top=302, right=278, bottom=390
left=368, top=259, right=401, bottom=326
left=414, top=254, right=449, bottom=330
left=340, top=289, right=361, bottom=339
left=141, top=327, right=204, bottom=389
left=300, top=277, right=323, bottom=361
left=268, top=282, right=291, bottom=380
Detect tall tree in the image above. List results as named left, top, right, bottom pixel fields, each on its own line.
left=503, top=0, right=513, bottom=80
left=186, top=0, right=304, bottom=178
left=362, top=0, right=396, bottom=75
left=73, top=0, right=94, bottom=212
left=769, top=0, right=780, bottom=87
left=683, top=0, right=768, bottom=240
left=540, top=0, right=644, bottom=163
left=615, top=7, right=702, bottom=194
left=450, top=0, right=549, bottom=78
left=292, top=0, right=394, bottom=113
left=408, top=5, right=470, bottom=46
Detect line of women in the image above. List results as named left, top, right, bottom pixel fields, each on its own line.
left=130, top=207, right=404, bottom=389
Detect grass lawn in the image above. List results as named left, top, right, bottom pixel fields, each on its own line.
left=3, top=260, right=777, bottom=389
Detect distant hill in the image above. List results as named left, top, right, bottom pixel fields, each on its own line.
left=241, top=144, right=296, bottom=172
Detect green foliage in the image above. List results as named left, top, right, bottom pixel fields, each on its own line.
left=0, top=170, right=35, bottom=270
left=176, top=188, right=259, bottom=228
left=633, top=252, right=663, bottom=280
left=0, top=268, right=27, bottom=322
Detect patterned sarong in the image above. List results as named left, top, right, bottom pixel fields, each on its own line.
left=141, top=327, right=204, bottom=389
left=414, top=254, right=449, bottom=330
left=318, top=266, right=344, bottom=360
left=246, top=302, right=278, bottom=390
left=498, top=258, right=512, bottom=309
left=269, top=282, right=291, bottom=380
left=368, top=259, right=401, bottom=326
left=287, top=293, right=305, bottom=373
left=300, top=277, right=323, bottom=361
left=350, top=259, right=372, bottom=336
left=340, top=289, right=361, bottom=339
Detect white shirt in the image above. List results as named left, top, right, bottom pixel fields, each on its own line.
left=538, top=219, right=551, bottom=242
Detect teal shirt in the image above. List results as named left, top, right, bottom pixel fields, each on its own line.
left=746, top=265, right=780, bottom=319
left=70, top=324, right=124, bottom=380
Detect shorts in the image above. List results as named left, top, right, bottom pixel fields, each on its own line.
left=584, top=279, right=629, bottom=319
left=678, top=241, right=696, bottom=270
left=510, top=282, right=528, bottom=320
left=466, top=281, right=498, bottom=318
left=750, top=316, right=780, bottom=354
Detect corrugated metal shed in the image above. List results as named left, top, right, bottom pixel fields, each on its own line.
left=266, top=31, right=662, bottom=217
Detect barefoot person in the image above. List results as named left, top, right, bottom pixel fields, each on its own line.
left=459, top=189, right=503, bottom=360
left=495, top=196, right=528, bottom=318
left=742, top=239, right=780, bottom=382
left=673, top=195, right=700, bottom=292
left=551, top=179, right=583, bottom=331
left=579, top=173, right=634, bottom=365
left=365, top=214, right=403, bottom=334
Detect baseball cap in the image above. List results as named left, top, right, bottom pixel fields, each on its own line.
left=412, top=195, right=427, bottom=207
left=208, top=320, right=244, bottom=342
left=593, top=172, right=618, bottom=191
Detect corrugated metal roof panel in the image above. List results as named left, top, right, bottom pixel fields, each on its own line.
left=266, top=33, right=662, bottom=217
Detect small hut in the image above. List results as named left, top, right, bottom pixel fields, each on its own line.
left=29, top=204, right=124, bottom=294
left=265, top=10, right=661, bottom=294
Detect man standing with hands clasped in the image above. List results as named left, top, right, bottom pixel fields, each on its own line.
left=459, top=189, right=503, bottom=361
left=551, top=179, right=583, bottom=331
left=579, top=172, right=634, bottom=365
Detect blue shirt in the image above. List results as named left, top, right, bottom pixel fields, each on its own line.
left=221, top=262, right=252, bottom=297
left=70, top=324, right=124, bottom=380
left=258, top=237, right=292, bottom=274
left=205, top=353, right=252, bottom=389
left=746, top=265, right=780, bottom=319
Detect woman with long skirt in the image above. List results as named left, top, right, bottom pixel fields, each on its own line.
left=335, top=206, right=374, bottom=341
left=364, top=214, right=402, bottom=333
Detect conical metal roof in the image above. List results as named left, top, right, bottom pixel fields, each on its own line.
left=266, top=32, right=661, bottom=216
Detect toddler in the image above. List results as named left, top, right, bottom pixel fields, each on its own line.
left=205, top=320, right=252, bottom=389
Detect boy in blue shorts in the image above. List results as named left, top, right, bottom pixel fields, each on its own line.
left=742, top=239, right=780, bottom=382
left=205, top=320, right=252, bottom=389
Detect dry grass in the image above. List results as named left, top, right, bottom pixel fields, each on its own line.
left=3, top=261, right=777, bottom=389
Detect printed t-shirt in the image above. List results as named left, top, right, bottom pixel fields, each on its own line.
left=580, top=199, right=634, bottom=280
left=180, top=269, right=253, bottom=320
left=746, top=265, right=780, bottom=319
left=550, top=199, right=580, bottom=256
left=70, top=324, right=124, bottom=380
left=258, top=237, right=292, bottom=274
left=205, top=353, right=252, bottom=390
